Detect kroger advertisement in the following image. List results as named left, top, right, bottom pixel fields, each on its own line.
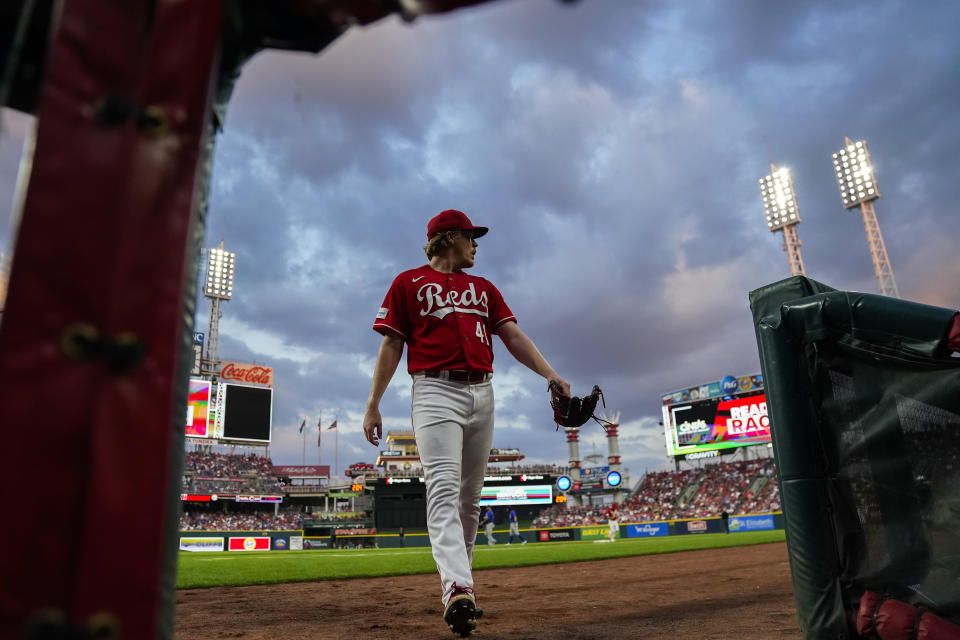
left=661, top=374, right=769, bottom=457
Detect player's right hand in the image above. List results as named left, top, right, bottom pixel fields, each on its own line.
left=362, top=407, right=383, bottom=446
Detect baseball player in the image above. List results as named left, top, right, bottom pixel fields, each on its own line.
left=483, top=507, right=496, bottom=546
left=507, top=508, right=526, bottom=545
left=608, top=505, right=620, bottom=542
left=362, top=209, right=570, bottom=637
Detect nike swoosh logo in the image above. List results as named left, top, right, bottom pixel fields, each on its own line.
left=412, top=276, right=424, bottom=282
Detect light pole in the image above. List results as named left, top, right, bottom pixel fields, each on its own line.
left=831, top=138, right=899, bottom=298
left=758, top=164, right=806, bottom=276
left=202, top=242, right=235, bottom=376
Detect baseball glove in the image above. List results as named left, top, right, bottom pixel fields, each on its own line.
left=549, top=380, right=609, bottom=430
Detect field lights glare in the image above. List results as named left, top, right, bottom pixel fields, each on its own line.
left=832, top=139, right=879, bottom=209
left=758, top=167, right=800, bottom=231
left=204, top=247, right=236, bottom=300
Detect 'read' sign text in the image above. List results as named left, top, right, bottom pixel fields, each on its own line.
left=219, top=362, right=273, bottom=387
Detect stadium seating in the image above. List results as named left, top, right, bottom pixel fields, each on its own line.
left=182, top=451, right=284, bottom=495
left=534, top=459, right=781, bottom=528
left=178, top=509, right=302, bottom=531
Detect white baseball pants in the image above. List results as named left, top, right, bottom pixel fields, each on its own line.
left=411, top=376, right=495, bottom=605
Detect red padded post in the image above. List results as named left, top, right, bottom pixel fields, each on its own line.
left=0, top=0, right=223, bottom=636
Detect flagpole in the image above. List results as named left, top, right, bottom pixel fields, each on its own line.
left=317, top=413, right=322, bottom=466
left=335, top=418, right=339, bottom=481
left=301, top=419, right=305, bottom=465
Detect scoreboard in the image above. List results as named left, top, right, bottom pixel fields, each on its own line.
left=661, top=374, right=770, bottom=458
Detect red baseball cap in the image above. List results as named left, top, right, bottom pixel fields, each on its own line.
left=426, top=209, right=489, bottom=240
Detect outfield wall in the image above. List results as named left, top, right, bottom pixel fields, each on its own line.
left=177, top=513, right=783, bottom=551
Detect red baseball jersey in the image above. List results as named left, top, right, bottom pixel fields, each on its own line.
left=373, top=265, right=516, bottom=373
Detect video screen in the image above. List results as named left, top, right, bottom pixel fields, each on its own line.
left=186, top=378, right=212, bottom=438
left=663, top=391, right=770, bottom=457
left=221, top=383, right=273, bottom=442
left=479, top=484, right=552, bottom=506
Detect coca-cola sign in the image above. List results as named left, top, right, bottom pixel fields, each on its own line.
left=219, top=362, right=273, bottom=387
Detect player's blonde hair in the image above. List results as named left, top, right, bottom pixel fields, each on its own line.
left=423, top=230, right=458, bottom=258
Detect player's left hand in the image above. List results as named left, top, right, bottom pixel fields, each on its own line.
left=547, top=375, right=571, bottom=397
left=362, top=407, right=383, bottom=446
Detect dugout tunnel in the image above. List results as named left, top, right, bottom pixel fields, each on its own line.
left=750, top=276, right=960, bottom=639
left=0, top=1, right=517, bottom=638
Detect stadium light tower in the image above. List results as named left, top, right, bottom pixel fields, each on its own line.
left=831, top=138, right=899, bottom=298
left=202, top=242, right=236, bottom=375
left=758, top=163, right=806, bottom=276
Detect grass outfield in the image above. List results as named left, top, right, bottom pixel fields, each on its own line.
left=177, top=529, right=785, bottom=589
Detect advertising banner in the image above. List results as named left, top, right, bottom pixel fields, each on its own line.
left=673, top=518, right=726, bottom=535
left=289, top=535, right=303, bottom=550
left=191, top=332, right=204, bottom=376
left=580, top=526, right=615, bottom=540
left=537, top=529, right=574, bottom=542
left=661, top=374, right=762, bottom=405
left=219, top=361, right=273, bottom=387
left=579, top=466, right=610, bottom=479
left=479, top=484, right=552, bottom=506
left=272, top=537, right=289, bottom=550
left=179, top=537, right=224, bottom=552
left=228, top=536, right=270, bottom=551
left=303, top=538, right=330, bottom=550
left=627, top=523, right=669, bottom=538
left=728, top=514, right=775, bottom=532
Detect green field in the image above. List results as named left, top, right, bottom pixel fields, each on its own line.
left=177, top=529, right=785, bottom=589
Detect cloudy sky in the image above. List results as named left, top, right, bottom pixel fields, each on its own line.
left=1, top=0, right=958, bottom=479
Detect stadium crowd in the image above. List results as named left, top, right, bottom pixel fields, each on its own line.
left=182, top=451, right=284, bottom=495
left=179, top=509, right=302, bottom=531
left=533, top=459, right=781, bottom=528
left=307, top=511, right=369, bottom=523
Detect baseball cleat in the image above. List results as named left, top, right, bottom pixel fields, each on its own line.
left=444, top=584, right=481, bottom=637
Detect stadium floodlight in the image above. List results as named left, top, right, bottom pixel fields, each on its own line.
left=831, top=137, right=899, bottom=298
left=201, top=242, right=236, bottom=376
left=758, top=163, right=806, bottom=277
left=203, top=246, right=236, bottom=300
left=758, top=166, right=801, bottom=231
left=832, top=139, right=879, bottom=209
